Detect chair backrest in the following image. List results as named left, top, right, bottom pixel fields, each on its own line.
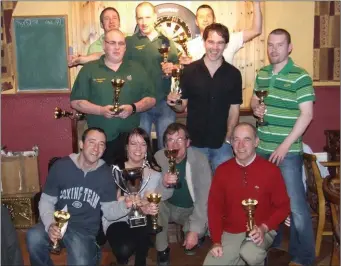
left=324, top=130, right=340, bottom=161
left=303, top=153, right=325, bottom=212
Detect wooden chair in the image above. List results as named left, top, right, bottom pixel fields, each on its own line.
left=323, top=176, right=340, bottom=266
left=324, top=130, right=340, bottom=161
left=303, top=153, right=333, bottom=257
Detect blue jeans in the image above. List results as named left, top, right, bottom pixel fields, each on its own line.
left=26, top=222, right=99, bottom=266
left=192, top=143, right=234, bottom=172
left=140, top=100, right=176, bottom=150
left=259, top=153, right=315, bottom=265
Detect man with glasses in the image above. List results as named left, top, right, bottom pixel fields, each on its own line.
left=70, top=29, right=156, bottom=165
left=167, top=23, right=242, bottom=172
left=154, top=122, right=212, bottom=266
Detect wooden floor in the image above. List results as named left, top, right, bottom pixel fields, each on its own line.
left=18, top=219, right=334, bottom=265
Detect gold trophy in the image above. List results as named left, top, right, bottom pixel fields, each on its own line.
left=158, top=43, right=170, bottom=78
left=50, top=210, right=71, bottom=255
left=171, top=68, right=183, bottom=105
left=242, top=199, right=258, bottom=240
left=164, top=149, right=181, bottom=189
left=54, top=107, right=85, bottom=120
left=177, top=35, right=191, bottom=58
left=147, top=193, right=163, bottom=234
left=111, top=78, right=125, bottom=115
left=255, top=90, right=269, bottom=126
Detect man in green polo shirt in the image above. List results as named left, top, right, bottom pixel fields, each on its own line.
left=126, top=2, right=179, bottom=150
left=68, top=7, right=120, bottom=67
left=70, top=29, right=156, bottom=165
left=251, top=28, right=315, bottom=266
left=154, top=123, right=212, bottom=265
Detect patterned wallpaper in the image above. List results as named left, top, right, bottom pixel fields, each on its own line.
left=313, top=1, right=340, bottom=82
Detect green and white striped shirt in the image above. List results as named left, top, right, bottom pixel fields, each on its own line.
left=254, top=57, right=315, bottom=154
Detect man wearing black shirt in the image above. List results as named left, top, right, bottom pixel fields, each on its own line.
left=167, top=23, right=242, bottom=172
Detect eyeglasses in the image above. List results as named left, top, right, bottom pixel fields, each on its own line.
left=166, top=138, right=187, bottom=144
left=104, top=40, right=126, bottom=47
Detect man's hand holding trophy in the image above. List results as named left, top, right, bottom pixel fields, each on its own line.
left=163, top=149, right=182, bottom=189
left=49, top=210, right=71, bottom=255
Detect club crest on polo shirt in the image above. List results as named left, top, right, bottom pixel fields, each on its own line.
left=135, top=44, right=145, bottom=50
left=59, top=186, right=100, bottom=209
left=93, top=78, right=106, bottom=83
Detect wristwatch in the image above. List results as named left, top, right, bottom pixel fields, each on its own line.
left=130, top=103, right=137, bottom=114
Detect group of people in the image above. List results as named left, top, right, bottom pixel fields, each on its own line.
left=24, top=1, right=316, bottom=266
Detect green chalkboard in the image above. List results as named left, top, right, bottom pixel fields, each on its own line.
left=13, top=16, right=69, bottom=92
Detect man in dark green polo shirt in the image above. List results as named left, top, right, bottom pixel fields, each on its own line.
left=70, top=29, right=156, bottom=165
left=126, top=2, right=179, bottom=150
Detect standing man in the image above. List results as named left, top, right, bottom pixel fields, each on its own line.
left=168, top=23, right=242, bottom=172
left=126, top=2, right=179, bottom=150
left=181, top=2, right=262, bottom=65
left=251, top=28, right=316, bottom=266
left=70, top=29, right=156, bottom=165
left=26, top=127, right=134, bottom=266
left=68, top=7, right=121, bottom=67
left=155, top=123, right=212, bottom=265
left=203, top=122, right=290, bottom=266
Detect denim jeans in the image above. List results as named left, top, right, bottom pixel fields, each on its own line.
left=259, top=153, right=315, bottom=265
left=26, top=222, right=99, bottom=266
left=192, top=143, right=234, bottom=173
left=140, top=100, right=176, bottom=150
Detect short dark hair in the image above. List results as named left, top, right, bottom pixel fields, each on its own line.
left=232, top=122, right=258, bottom=140
left=124, top=127, right=160, bottom=172
left=48, top=157, right=61, bottom=172
left=203, top=23, right=230, bottom=44
left=163, top=123, right=190, bottom=147
left=100, top=7, right=120, bottom=24
left=81, top=127, right=107, bottom=143
left=196, top=4, right=216, bottom=21
left=269, top=28, right=291, bottom=44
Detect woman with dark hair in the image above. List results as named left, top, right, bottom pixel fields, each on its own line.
left=103, top=127, right=161, bottom=266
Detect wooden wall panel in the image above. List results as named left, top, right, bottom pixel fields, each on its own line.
left=70, top=1, right=265, bottom=111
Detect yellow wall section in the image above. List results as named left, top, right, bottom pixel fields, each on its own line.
left=264, top=1, right=315, bottom=75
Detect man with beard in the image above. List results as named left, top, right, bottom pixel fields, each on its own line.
left=167, top=23, right=242, bottom=172
left=251, top=28, right=315, bottom=266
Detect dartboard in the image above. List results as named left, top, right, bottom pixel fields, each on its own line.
left=155, top=3, right=200, bottom=53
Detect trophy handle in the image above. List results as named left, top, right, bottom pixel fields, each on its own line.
left=112, top=165, right=130, bottom=194
left=137, top=169, right=151, bottom=195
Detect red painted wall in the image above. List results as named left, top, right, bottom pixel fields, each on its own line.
left=1, top=86, right=339, bottom=186
left=303, top=86, right=340, bottom=152
left=1, top=93, right=73, bottom=187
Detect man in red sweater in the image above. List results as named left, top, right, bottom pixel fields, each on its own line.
left=203, top=122, right=290, bottom=265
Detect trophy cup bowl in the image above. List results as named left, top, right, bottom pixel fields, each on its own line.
left=113, top=166, right=148, bottom=228
left=50, top=210, right=71, bottom=255
left=158, top=43, right=170, bottom=78
left=241, top=199, right=258, bottom=240
left=171, top=68, right=183, bottom=105
left=164, top=149, right=181, bottom=189
left=255, top=90, right=269, bottom=126
left=111, top=78, right=125, bottom=115
left=147, top=193, right=163, bottom=234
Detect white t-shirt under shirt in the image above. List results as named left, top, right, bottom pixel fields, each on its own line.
left=187, top=31, right=244, bottom=64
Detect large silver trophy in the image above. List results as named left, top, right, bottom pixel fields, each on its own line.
left=112, top=164, right=151, bottom=228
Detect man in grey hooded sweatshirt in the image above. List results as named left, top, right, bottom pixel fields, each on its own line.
left=26, top=127, right=131, bottom=266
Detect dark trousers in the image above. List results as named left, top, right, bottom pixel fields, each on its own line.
left=101, top=133, right=129, bottom=166
left=106, top=220, right=151, bottom=266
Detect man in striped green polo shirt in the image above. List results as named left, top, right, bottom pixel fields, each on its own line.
left=251, top=28, right=315, bottom=266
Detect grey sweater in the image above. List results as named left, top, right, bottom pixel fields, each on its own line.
left=155, top=147, right=212, bottom=235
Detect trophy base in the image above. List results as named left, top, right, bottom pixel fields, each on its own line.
left=129, top=216, right=147, bottom=228
left=49, top=241, right=62, bottom=255
left=150, top=225, right=163, bottom=235
left=257, top=120, right=268, bottom=127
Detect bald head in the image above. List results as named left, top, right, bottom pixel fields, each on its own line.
left=104, top=29, right=125, bottom=41
left=135, top=1, right=156, bottom=17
